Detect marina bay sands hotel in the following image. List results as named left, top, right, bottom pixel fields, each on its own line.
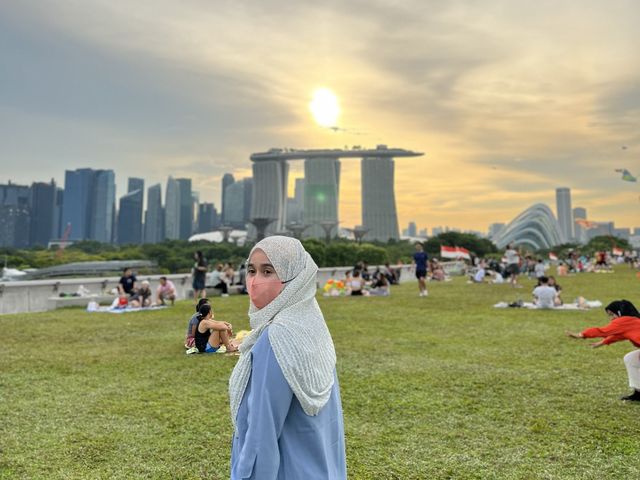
left=249, top=145, right=423, bottom=241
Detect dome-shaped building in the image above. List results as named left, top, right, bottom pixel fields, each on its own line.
left=494, top=203, right=564, bottom=250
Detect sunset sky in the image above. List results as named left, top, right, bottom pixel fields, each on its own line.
left=1, top=0, right=638, bottom=232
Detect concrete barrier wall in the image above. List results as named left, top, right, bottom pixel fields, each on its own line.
left=0, top=264, right=428, bottom=315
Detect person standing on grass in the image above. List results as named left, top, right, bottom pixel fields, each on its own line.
left=505, top=244, right=521, bottom=288
left=566, top=300, right=640, bottom=402
left=229, top=236, right=346, bottom=479
left=413, top=242, right=429, bottom=297
left=192, top=251, right=208, bottom=301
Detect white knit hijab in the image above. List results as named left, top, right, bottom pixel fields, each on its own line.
left=228, top=236, right=337, bottom=427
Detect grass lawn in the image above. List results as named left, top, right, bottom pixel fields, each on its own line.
left=1, top=266, right=640, bottom=479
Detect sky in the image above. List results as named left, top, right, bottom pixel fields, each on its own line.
left=1, top=0, right=639, bottom=232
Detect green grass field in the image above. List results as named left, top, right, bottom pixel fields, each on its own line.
left=2, top=267, right=639, bottom=479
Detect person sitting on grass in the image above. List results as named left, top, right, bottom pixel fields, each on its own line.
left=156, top=277, right=176, bottom=306
left=566, top=300, right=640, bottom=402
left=118, top=267, right=137, bottom=297
left=111, top=293, right=129, bottom=310
left=194, top=303, right=238, bottom=354
left=130, top=280, right=152, bottom=308
left=472, top=264, right=486, bottom=283
left=348, top=269, right=365, bottom=296
left=209, top=263, right=229, bottom=297
left=547, top=276, right=563, bottom=306
left=185, top=298, right=209, bottom=348
left=532, top=276, right=556, bottom=309
left=369, top=274, right=390, bottom=296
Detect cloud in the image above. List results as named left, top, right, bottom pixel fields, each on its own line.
left=0, top=0, right=639, bottom=231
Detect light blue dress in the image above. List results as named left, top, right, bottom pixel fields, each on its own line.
left=230, top=328, right=347, bottom=479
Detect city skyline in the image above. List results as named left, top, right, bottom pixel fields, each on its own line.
left=1, top=1, right=639, bottom=231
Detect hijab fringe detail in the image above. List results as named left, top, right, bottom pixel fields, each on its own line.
left=228, top=236, right=336, bottom=427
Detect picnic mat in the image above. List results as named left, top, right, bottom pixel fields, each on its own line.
left=494, top=300, right=602, bottom=310
left=88, top=305, right=169, bottom=314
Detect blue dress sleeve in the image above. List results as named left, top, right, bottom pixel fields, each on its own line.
left=231, top=331, right=293, bottom=480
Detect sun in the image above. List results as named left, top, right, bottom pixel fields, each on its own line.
left=309, top=88, right=340, bottom=128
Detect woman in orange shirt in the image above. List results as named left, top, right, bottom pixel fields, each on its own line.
left=567, top=300, right=640, bottom=402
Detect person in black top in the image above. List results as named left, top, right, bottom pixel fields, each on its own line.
left=192, top=251, right=208, bottom=301
left=194, top=303, right=239, bottom=353
left=118, top=267, right=137, bottom=297
left=413, top=243, right=429, bottom=297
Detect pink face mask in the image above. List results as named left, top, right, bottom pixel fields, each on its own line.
left=247, top=275, right=284, bottom=309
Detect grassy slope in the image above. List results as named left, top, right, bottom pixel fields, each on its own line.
left=1, top=266, right=639, bottom=479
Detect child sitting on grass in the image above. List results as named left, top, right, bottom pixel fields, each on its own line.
left=185, top=298, right=209, bottom=348
left=194, top=303, right=238, bottom=353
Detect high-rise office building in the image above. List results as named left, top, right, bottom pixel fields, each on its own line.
left=144, top=184, right=164, bottom=243
left=285, top=178, right=305, bottom=225
left=224, top=180, right=247, bottom=228
left=61, top=169, right=94, bottom=240
left=128, top=178, right=144, bottom=195
left=29, top=180, right=56, bottom=246
left=303, top=158, right=340, bottom=239
left=117, top=189, right=143, bottom=244
left=250, top=160, right=288, bottom=236
left=573, top=207, right=587, bottom=244
left=198, top=203, right=218, bottom=233
left=164, top=177, right=180, bottom=240
left=90, top=170, right=116, bottom=243
left=116, top=177, right=144, bottom=244
left=61, top=168, right=115, bottom=242
left=52, top=187, right=64, bottom=240
left=242, top=178, right=253, bottom=224
left=555, top=187, right=573, bottom=243
left=407, top=221, right=417, bottom=237
left=221, top=173, right=235, bottom=223
left=361, top=157, right=399, bottom=241
left=176, top=178, right=193, bottom=240
left=0, top=182, right=31, bottom=248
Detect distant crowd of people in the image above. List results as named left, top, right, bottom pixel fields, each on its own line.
left=192, top=250, right=247, bottom=300
left=112, top=267, right=177, bottom=309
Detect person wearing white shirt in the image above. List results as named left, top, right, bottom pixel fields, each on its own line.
left=532, top=276, right=557, bottom=309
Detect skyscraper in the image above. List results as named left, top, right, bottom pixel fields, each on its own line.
left=361, top=157, right=399, bottom=241
left=242, top=178, right=253, bottom=225
left=250, top=160, right=288, bottom=237
left=303, top=158, right=340, bottom=239
left=198, top=203, right=218, bottom=233
left=555, top=187, right=573, bottom=243
left=221, top=173, right=235, bottom=224
left=0, top=182, right=31, bottom=248
left=90, top=170, right=116, bottom=243
left=30, top=180, right=56, bottom=246
left=144, top=184, right=164, bottom=243
left=407, top=221, right=417, bottom=237
left=52, top=187, right=64, bottom=240
left=164, top=176, right=180, bottom=240
left=573, top=207, right=587, bottom=244
left=176, top=178, right=193, bottom=240
left=61, top=168, right=94, bottom=240
left=117, top=189, right=143, bottom=244
left=224, top=180, right=247, bottom=228
left=128, top=178, right=144, bottom=195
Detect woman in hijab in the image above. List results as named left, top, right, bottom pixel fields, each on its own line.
left=567, top=300, right=640, bottom=401
left=229, top=236, right=347, bottom=479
